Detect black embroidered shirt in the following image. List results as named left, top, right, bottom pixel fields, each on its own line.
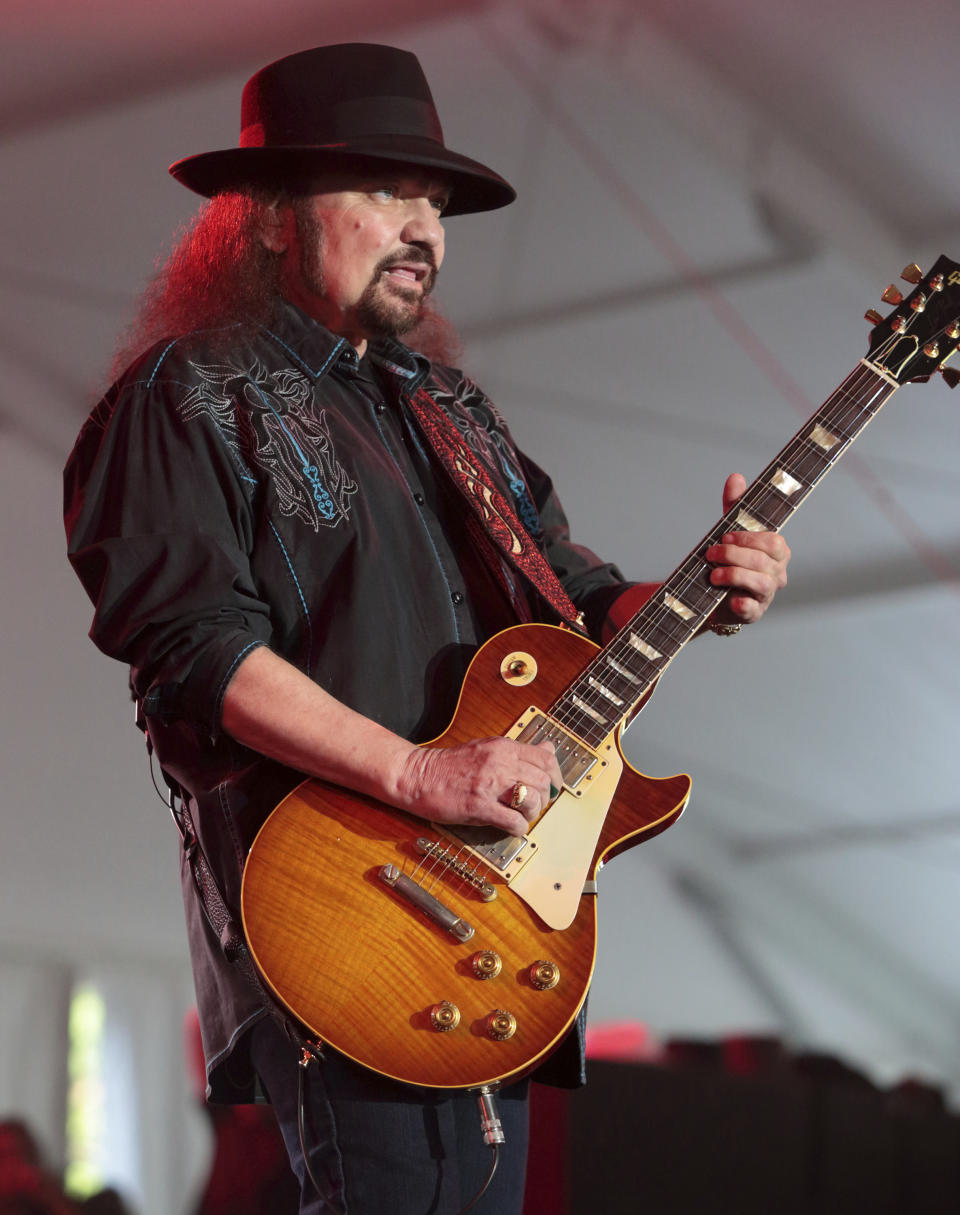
left=64, top=301, right=627, bottom=1099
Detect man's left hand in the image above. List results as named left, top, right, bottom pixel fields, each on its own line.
left=706, top=473, right=790, bottom=625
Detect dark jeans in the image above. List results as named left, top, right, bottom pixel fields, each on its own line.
left=249, top=1017, right=531, bottom=1215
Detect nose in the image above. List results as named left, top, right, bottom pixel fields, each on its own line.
left=401, top=197, right=444, bottom=257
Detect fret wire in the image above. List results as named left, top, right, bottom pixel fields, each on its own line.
left=548, top=364, right=899, bottom=745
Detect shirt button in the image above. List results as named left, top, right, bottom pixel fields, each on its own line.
left=451, top=591, right=465, bottom=606
left=414, top=492, right=425, bottom=506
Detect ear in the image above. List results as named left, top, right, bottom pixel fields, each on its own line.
left=259, top=200, right=293, bottom=253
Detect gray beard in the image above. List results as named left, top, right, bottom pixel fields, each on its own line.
left=355, top=275, right=425, bottom=340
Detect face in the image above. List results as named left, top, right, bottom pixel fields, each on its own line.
left=277, top=171, right=449, bottom=350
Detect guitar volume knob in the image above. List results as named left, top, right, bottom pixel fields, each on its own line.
left=485, top=1009, right=517, bottom=1041
left=430, top=1001, right=461, bottom=1032
left=528, top=960, right=560, bottom=990
left=471, top=950, right=502, bottom=979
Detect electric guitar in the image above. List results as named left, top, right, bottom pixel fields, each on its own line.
left=241, top=256, right=960, bottom=1091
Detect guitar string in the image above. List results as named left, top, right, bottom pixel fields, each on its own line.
left=409, top=835, right=491, bottom=902
left=556, top=354, right=885, bottom=737
left=554, top=368, right=889, bottom=735
left=544, top=327, right=942, bottom=745
left=433, top=318, right=949, bottom=850
left=549, top=375, right=883, bottom=744
left=571, top=303, right=955, bottom=736
left=425, top=317, right=953, bottom=901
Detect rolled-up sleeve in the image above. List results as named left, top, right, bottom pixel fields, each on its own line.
left=64, top=368, right=272, bottom=737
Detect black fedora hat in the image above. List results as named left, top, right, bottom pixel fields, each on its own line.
left=169, top=44, right=516, bottom=216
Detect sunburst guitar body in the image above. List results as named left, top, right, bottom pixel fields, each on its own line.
left=241, top=623, right=690, bottom=1091
left=241, top=255, right=960, bottom=1092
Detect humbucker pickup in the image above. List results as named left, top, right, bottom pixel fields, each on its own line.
left=447, top=710, right=599, bottom=873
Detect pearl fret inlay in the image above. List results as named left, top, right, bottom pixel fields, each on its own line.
left=606, top=655, right=642, bottom=684
left=627, top=633, right=662, bottom=662
left=735, top=508, right=765, bottom=533
left=809, top=423, right=839, bottom=450
left=587, top=677, right=624, bottom=707
left=570, top=695, right=608, bottom=725
left=771, top=468, right=802, bottom=496
left=663, top=593, right=695, bottom=621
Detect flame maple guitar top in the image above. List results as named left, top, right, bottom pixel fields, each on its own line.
left=241, top=622, right=691, bottom=1090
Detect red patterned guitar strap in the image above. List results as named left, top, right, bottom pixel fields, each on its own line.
left=406, top=387, right=586, bottom=633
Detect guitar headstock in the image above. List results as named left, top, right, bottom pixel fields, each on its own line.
left=865, top=254, right=960, bottom=387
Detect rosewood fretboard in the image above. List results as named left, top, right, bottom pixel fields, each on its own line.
left=549, top=362, right=898, bottom=749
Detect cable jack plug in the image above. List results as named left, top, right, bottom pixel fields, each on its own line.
left=477, top=1085, right=505, bottom=1146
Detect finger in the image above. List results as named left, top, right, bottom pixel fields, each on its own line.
left=532, top=739, right=564, bottom=787
left=723, top=594, right=766, bottom=623
left=519, top=787, right=543, bottom=823
left=708, top=532, right=790, bottom=563
left=482, top=803, right=535, bottom=835
left=709, top=562, right=779, bottom=604
left=706, top=543, right=770, bottom=573
left=722, top=472, right=747, bottom=515
left=503, top=767, right=549, bottom=815
left=502, top=738, right=562, bottom=788
left=707, top=545, right=787, bottom=581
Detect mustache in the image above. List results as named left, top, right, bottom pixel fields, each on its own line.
left=374, top=247, right=438, bottom=291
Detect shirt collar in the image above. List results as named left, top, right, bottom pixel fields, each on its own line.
left=262, top=298, right=432, bottom=393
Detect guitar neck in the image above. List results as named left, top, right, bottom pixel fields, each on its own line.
left=549, top=360, right=900, bottom=750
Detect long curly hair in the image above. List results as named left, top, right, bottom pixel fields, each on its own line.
left=112, top=191, right=461, bottom=377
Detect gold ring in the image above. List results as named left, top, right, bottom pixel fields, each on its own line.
left=509, top=781, right=528, bottom=810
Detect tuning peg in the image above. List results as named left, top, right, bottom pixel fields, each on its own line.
left=940, top=367, right=960, bottom=389
left=946, top=320, right=960, bottom=340
left=923, top=341, right=940, bottom=358
left=910, top=293, right=928, bottom=313
left=881, top=285, right=903, bottom=305
left=901, top=263, right=923, bottom=284
left=930, top=274, right=945, bottom=292
left=864, top=308, right=884, bottom=325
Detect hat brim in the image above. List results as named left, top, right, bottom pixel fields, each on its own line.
left=169, top=137, right=516, bottom=216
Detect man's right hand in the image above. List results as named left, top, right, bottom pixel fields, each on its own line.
left=223, top=647, right=562, bottom=837
left=396, top=738, right=563, bottom=836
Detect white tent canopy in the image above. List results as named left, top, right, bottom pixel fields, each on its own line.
left=2, top=3, right=959, bottom=1210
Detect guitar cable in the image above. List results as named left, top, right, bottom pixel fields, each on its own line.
left=458, top=1086, right=505, bottom=1214
left=297, top=1049, right=506, bottom=1215
left=297, top=1044, right=347, bottom=1215
left=146, top=725, right=506, bottom=1214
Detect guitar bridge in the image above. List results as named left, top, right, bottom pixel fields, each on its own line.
left=415, top=838, right=498, bottom=901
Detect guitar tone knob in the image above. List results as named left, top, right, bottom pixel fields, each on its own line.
left=485, top=1009, right=517, bottom=1041
left=430, top=1001, right=461, bottom=1032
left=528, top=960, right=560, bottom=990
left=471, top=950, right=502, bottom=979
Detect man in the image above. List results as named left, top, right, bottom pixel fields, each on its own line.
left=64, top=44, right=789, bottom=1214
